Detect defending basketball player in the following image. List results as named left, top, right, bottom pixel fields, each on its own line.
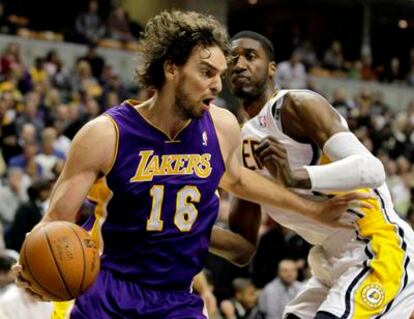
left=14, top=12, right=370, bottom=318
left=225, top=31, right=414, bottom=318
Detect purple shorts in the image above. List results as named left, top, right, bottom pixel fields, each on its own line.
left=70, top=268, right=206, bottom=319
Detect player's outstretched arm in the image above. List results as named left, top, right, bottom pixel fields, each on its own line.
left=211, top=105, right=371, bottom=228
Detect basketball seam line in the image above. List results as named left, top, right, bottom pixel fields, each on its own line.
left=23, top=229, right=62, bottom=300
left=66, top=223, right=87, bottom=295
left=44, top=229, right=74, bottom=300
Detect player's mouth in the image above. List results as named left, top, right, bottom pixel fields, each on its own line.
left=202, top=98, right=214, bottom=110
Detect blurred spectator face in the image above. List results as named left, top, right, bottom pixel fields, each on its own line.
left=45, top=88, right=61, bottom=107
left=332, top=41, right=342, bottom=54
left=396, top=156, right=411, bottom=174
left=41, top=127, right=57, bottom=152
left=278, top=259, right=298, bottom=286
left=77, top=61, right=92, bottom=78
left=391, top=58, right=400, bottom=73
left=235, top=282, right=257, bottom=311
left=86, top=98, right=100, bottom=118
left=68, top=103, right=81, bottom=121
left=7, top=168, right=23, bottom=193
left=25, top=158, right=39, bottom=178
left=89, top=0, right=98, bottom=13
left=0, top=255, right=16, bottom=289
left=105, top=91, right=119, bottom=108
left=333, top=88, right=346, bottom=102
left=229, top=38, right=274, bottom=100
left=1, top=91, right=16, bottom=110
left=25, top=92, right=40, bottom=115
left=21, top=123, right=36, bottom=144
left=23, top=142, right=38, bottom=159
left=290, top=52, right=302, bottom=65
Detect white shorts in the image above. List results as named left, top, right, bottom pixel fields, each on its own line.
left=284, top=210, right=414, bottom=319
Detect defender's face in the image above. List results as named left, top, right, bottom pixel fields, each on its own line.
left=175, top=45, right=227, bottom=119
left=229, top=38, right=270, bottom=100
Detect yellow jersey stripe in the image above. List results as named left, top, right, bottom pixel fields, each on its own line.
left=51, top=300, right=74, bottom=319
left=348, top=190, right=407, bottom=317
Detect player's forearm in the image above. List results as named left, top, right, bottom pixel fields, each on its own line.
left=304, top=154, right=385, bottom=192
left=209, top=226, right=255, bottom=266
left=42, top=175, right=93, bottom=223
left=229, top=167, right=313, bottom=217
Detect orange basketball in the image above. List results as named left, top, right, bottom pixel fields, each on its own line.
left=19, top=221, right=100, bottom=301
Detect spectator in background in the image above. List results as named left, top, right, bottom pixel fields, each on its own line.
left=275, top=51, right=307, bottom=89
left=381, top=57, right=405, bottom=83
left=220, top=278, right=260, bottom=319
left=258, top=259, right=304, bottom=319
left=70, top=60, right=102, bottom=98
left=0, top=42, right=22, bottom=77
left=0, top=167, right=28, bottom=227
left=330, top=88, right=355, bottom=118
left=0, top=251, right=53, bottom=319
left=0, top=90, right=21, bottom=163
left=106, top=5, right=134, bottom=41
left=360, top=54, right=377, bottom=81
left=74, top=0, right=105, bottom=45
left=79, top=44, right=105, bottom=80
left=15, top=91, right=44, bottom=133
left=0, top=253, right=16, bottom=294
left=29, top=57, right=47, bottom=86
left=322, top=40, right=344, bottom=71
left=294, top=40, right=318, bottom=71
left=8, top=142, right=40, bottom=174
left=6, top=178, right=52, bottom=252
left=35, top=127, right=65, bottom=179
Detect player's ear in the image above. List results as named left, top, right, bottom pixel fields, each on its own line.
left=268, top=61, right=277, bottom=79
left=164, top=60, right=178, bottom=81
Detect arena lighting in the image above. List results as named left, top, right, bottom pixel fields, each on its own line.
left=399, top=19, right=408, bottom=28
left=248, top=0, right=258, bottom=4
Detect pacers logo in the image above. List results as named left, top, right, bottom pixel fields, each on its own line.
left=361, top=283, right=385, bottom=309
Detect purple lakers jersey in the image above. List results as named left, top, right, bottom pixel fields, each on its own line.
left=84, top=101, right=225, bottom=290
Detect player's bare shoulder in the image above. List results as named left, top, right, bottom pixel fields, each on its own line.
left=68, top=115, right=118, bottom=175
left=283, top=89, right=327, bottom=114
left=209, top=104, right=241, bottom=162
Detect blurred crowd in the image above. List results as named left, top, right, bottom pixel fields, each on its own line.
left=275, top=40, right=414, bottom=89
left=0, top=0, right=142, bottom=49
left=0, top=11, right=414, bottom=319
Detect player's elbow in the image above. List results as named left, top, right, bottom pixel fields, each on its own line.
left=231, top=244, right=256, bottom=267
left=360, top=155, right=386, bottom=188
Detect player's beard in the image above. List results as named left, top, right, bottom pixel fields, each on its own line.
left=175, top=85, right=202, bottom=119
left=233, top=72, right=268, bottom=101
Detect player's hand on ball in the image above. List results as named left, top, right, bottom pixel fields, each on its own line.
left=12, top=263, right=51, bottom=302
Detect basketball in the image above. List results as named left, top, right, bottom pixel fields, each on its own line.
left=19, top=221, right=100, bottom=301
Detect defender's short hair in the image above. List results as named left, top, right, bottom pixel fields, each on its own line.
left=231, top=31, right=274, bottom=60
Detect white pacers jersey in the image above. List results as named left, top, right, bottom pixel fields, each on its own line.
left=241, top=90, right=414, bottom=318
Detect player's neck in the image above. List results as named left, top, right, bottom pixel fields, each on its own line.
left=137, top=91, right=190, bottom=139
left=243, top=85, right=278, bottom=118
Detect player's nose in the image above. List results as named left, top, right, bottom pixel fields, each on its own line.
left=210, top=75, right=222, bottom=95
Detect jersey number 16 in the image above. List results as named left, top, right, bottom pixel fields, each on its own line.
left=146, top=185, right=200, bottom=232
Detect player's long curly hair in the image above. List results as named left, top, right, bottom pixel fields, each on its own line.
left=136, top=10, right=230, bottom=89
